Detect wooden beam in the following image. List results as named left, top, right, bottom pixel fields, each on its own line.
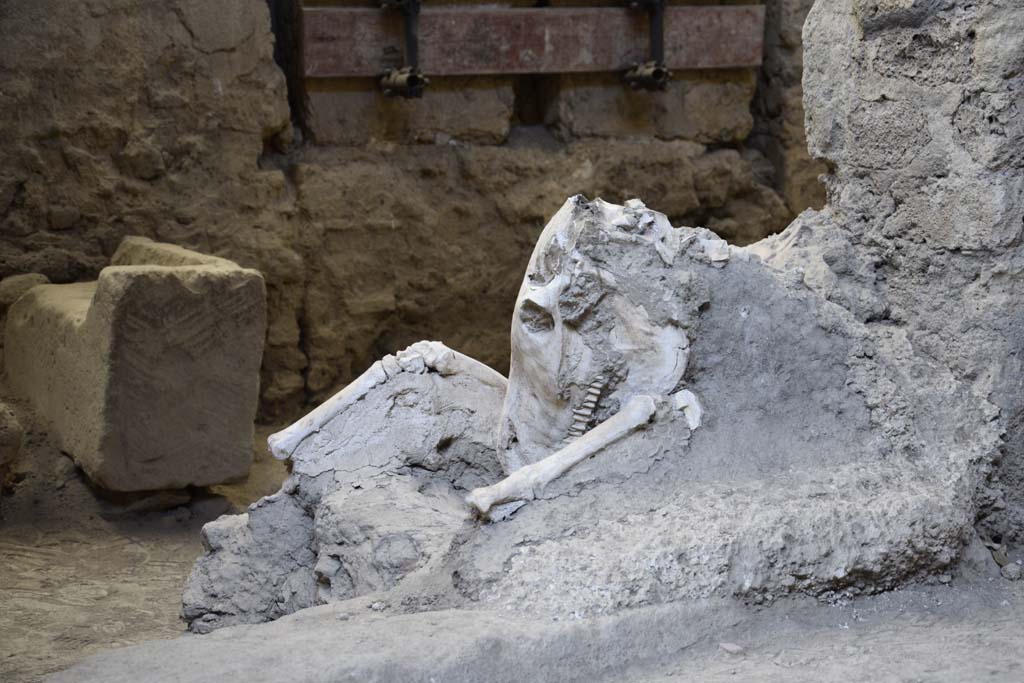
left=303, top=5, right=764, bottom=78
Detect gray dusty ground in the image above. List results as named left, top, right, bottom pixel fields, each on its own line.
left=642, top=585, right=1024, bottom=682
left=0, top=379, right=289, bottom=683
left=48, top=579, right=1024, bottom=683
left=2, top=365, right=1022, bottom=683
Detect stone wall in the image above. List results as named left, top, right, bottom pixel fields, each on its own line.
left=1, top=0, right=816, bottom=418
left=750, top=0, right=827, bottom=215
left=792, top=0, right=1024, bottom=543
left=0, top=0, right=301, bottom=417
left=291, top=140, right=784, bottom=403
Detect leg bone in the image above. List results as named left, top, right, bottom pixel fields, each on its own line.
left=466, top=395, right=657, bottom=515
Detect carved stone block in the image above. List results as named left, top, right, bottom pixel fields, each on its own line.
left=4, top=237, right=266, bottom=491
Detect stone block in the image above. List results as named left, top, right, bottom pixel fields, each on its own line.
left=4, top=237, right=266, bottom=491
left=548, top=70, right=756, bottom=143
left=0, top=273, right=49, bottom=313
left=307, top=77, right=514, bottom=145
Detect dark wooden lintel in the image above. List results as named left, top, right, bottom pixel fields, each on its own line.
left=303, top=5, right=765, bottom=78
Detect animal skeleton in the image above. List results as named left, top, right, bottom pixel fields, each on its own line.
left=270, top=196, right=714, bottom=518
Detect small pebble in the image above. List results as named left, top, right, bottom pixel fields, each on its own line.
left=719, top=642, right=744, bottom=655
left=1001, top=563, right=1021, bottom=581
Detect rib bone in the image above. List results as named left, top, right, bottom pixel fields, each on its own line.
left=466, top=394, right=657, bottom=515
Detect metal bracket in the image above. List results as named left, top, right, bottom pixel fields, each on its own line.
left=624, top=0, right=671, bottom=91
left=380, top=0, right=428, bottom=97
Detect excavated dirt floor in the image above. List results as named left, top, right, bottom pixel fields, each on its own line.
left=2, top=373, right=1023, bottom=683
left=0, top=379, right=290, bottom=683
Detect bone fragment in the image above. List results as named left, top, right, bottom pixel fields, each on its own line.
left=699, top=237, right=730, bottom=265
left=268, top=362, right=388, bottom=460
left=396, top=340, right=506, bottom=387
left=671, top=389, right=703, bottom=430
left=467, top=394, right=656, bottom=515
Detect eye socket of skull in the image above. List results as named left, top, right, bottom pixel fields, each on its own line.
left=518, top=298, right=556, bottom=333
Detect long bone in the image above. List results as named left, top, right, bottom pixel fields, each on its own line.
left=466, top=394, right=657, bottom=515
left=267, top=341, right=506, bottom=460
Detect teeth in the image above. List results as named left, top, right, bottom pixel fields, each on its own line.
left=565, top=377, right=607, bottom=441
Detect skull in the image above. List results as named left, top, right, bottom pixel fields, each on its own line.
left=497, top=196, right=690, bottom=472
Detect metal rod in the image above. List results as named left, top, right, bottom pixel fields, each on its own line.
left=379, top=0, right=427, bottom=97
left=404, top=0, right=419, bottom=68
left=650, top=0, right=664, bottom=65
left=624, top=0, right=670, bottom=91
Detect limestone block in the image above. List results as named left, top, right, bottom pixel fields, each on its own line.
left=0, top=273, right=49, bottom=313
left=548, top=71, right=756, bottom=143
left=3, top=237, right=266, bottom=491
left=307, top=77, right=514, bottom=145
